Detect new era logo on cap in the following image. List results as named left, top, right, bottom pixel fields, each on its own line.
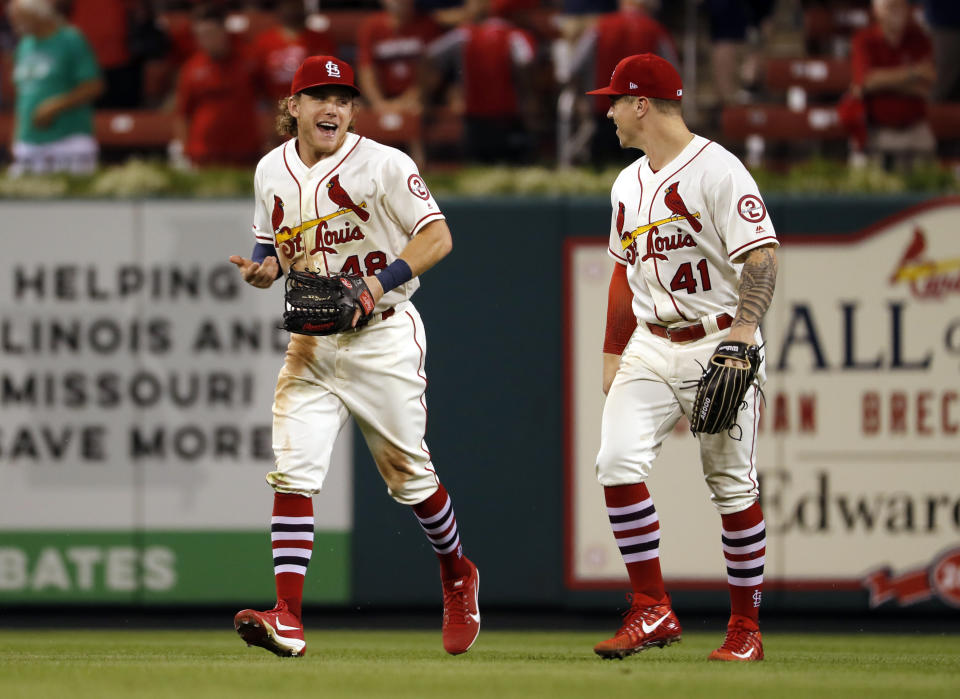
left=586, top=53, right=683, bottom=101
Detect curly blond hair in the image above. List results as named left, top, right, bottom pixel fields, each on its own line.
left=276, top=98, right=297, bottom=138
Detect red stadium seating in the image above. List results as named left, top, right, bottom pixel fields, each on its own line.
left=722, top=102, right=960, bottom=148
left=764, top=57, right=851, bottom=97
left=721, top=104, right=846, bottom=143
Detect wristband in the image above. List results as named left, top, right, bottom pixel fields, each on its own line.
left=251, top=242, right=283, bottom=278
left=375, top=258, right=413, bottom=293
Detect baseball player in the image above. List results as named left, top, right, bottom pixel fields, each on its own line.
left=228, top=55, right=479, bottom=657
left=586, top=54, right=778, bottom=661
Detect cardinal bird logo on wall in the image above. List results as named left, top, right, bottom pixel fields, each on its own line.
left=271, top=195, right=285, bottom=233
left=663, top=182, right=702, bottom=232
left=326, top=175, right=370, bottom=221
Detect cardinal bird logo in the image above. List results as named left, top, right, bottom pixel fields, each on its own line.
left=663, top=182, right=702, bottom=233
left=326, top=175, right=370, bottom=221
left=616, top=201, right=626, bottom=239
left=271, top=195, right=285, bottom=233
left=890, top=227, right=927, bottom=283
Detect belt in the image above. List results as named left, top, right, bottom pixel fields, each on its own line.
left=646, top=313, right=733, bottom=343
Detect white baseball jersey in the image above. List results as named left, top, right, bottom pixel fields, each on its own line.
left=252, top=132, right=444, bottom=312
left=607, top=134, right=778, bottom=325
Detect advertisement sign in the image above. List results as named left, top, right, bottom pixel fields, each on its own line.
left=566, top=198, right=960, bottom=608
left=0, top=201, right=352, bottom=604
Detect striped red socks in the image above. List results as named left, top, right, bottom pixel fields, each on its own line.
left=721, top=501, right=765, bottom=626
left=271, top=492, right=314, bottom=621
left=604, top=483, right=667, bottom=606
left=412, top=483, right=471, bottom=581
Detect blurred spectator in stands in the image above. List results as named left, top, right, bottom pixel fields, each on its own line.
left=171, top=4, right=261, bottom=169
left=251, top=0, right=335, bottom=102
left=8, top=0, right=103, bottom=176
left=425, top=0, right=538, bottom=164
left=68, top=0, right=169, bottom=108
left=705, top=0, right=775, bottom=106
left=357, top=0, right=440, bottom=165
left=587, top=0, right=678, bottom=163
left=921, top=0, right=960, bottom=101
left=848, top=0, right=936, bottom=169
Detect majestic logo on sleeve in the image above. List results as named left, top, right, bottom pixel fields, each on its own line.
left=326, top=175, right=370, bottom=221
left=663, top=182, right=702, bottom=232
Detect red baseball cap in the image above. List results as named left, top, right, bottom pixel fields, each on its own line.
left=586, top=53, right=683, bottom=100
left=290, top=55, right=360, bottom=96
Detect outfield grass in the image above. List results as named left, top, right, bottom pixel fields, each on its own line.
left=1, top=630, right=958, bottom=699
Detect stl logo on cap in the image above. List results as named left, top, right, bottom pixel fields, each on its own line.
left=325, top=60, right=341, bottom=78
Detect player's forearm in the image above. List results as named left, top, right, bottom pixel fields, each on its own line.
left=399, top=219, right=453, bottom=277
left=731, top=245, right=778, bottom=333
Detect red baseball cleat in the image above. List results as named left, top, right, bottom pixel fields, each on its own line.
left=708, top=616, right=764, bottom=661
left=234, top=600, right=306, bottom=657
left=593, top=596, right=682, bottom=659
left=441, top=558, right=480, bottom=655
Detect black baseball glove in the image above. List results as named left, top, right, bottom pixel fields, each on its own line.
left=689, top=341, right=762, bottom=435
left=282, top=270, right=376, bottom=336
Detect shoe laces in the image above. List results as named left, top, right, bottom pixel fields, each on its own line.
left=719, top=620, right=756, bottom=651
left=442, top=579, right=470, bottom=625
left=617, top=594, right=663, bottom=636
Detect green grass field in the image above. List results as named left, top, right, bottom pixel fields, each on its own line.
left=2, top=630, right=959, bottom=699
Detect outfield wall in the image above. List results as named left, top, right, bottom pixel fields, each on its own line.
left=1, top=194, right=957, bottom=615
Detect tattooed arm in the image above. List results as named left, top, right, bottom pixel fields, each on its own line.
left=727, top=244, right=778, bottom=345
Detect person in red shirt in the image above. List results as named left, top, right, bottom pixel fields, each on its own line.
left=357, top=0, right=440, bottom=165
left=426, top=0, right=538, bottom=164
left=250, top=0, right=336, bottom=102
left=587, top=0, right=678, bottom=163
left=358, top=0, right=439, bottom=112
left=171, top=4, right=262, bottom=168
left=849, top=0, right=936, bottom=168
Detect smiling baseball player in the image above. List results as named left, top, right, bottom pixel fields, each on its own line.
left=587, top=54, right=778, bottom=661
left=228, top=55, right=479, bottom=658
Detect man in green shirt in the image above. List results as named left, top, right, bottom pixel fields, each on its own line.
left=9, top=0, right=104, bottom=176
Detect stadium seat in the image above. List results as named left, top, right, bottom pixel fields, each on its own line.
left=721, top=104, right=846, bottom=144
left=764, top=58, right=851, bottom=98
left=355, top=109, right=423, bottom=146
left=94, top=110, right=173, bottom=148
left=723, top=102, right=960, bottom=145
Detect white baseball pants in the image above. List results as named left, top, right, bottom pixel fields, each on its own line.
left=596, top=322, right=765, bottom=514
left=267, top=301, right=440, bottom=505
